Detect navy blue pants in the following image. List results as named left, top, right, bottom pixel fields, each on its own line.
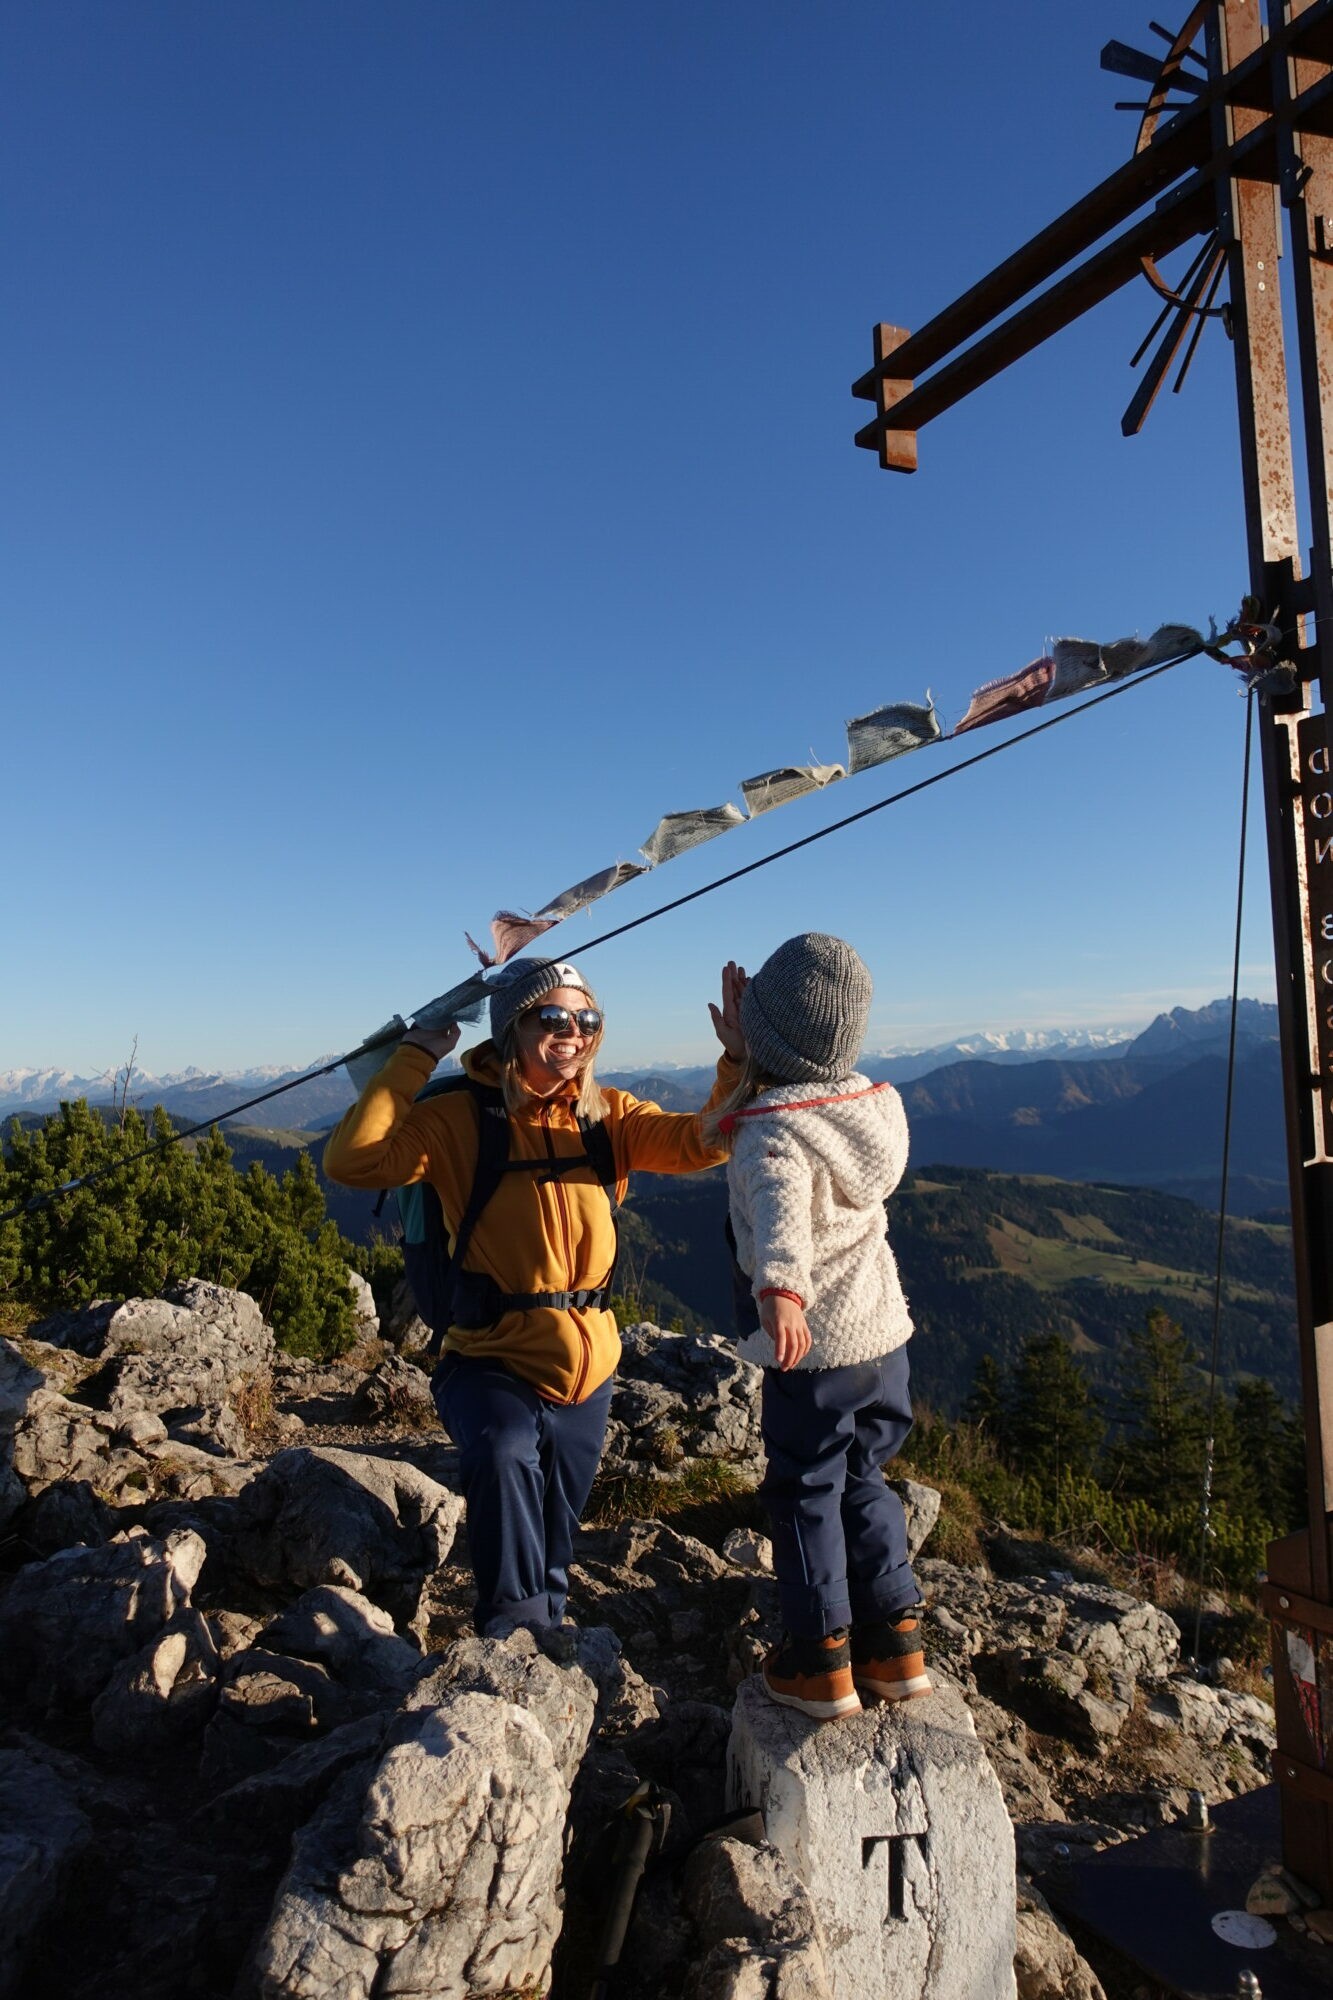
left=760, top=1346, right=919, bottom=1638
left=432, top=1352, right=613, bottom=1637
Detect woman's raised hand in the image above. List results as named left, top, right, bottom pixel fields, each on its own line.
left=709, top=960, right=748, bottom=1063
left=402, top=1021, right=462, bottom=1063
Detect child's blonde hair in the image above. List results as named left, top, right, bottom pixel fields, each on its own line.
left=702, top=1053, right=782, bottom=1155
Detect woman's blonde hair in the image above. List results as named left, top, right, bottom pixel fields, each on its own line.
left=496, top=986, right=609, bottom=1122
left=702, top=1052, right=775, bottom=1155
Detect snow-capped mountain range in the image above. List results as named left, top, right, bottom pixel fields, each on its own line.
left=1, top=1003, right=1278, bottom=1125
left=0, top=1061, right=325, bottom=1109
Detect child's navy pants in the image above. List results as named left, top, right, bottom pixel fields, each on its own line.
left=760, top=1346, right=919, bottom=1638
left=432, top=1352, right=612, bottom=1637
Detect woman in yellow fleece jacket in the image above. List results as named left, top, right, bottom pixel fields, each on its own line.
left=324, top=954, right=747, bottom=1635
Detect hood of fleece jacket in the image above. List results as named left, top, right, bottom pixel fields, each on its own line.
left=726, top=1072, right=906, bottom=1208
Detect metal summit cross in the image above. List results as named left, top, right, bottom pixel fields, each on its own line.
left=852, top=0, right=1333, bottom=1928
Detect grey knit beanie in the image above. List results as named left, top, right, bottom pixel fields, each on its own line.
left=489, top=958, right=590, bottom=1044
left=740, top=933, right=872, bottom=1084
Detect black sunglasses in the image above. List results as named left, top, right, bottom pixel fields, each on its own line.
left=527, top=1003, right=603, bottom=1036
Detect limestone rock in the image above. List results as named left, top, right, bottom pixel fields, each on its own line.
left=723, top=1528, right=774, bottom=1574
left=14, top=1476, right=115, bottom=1556
left=1146, top=1680, right=1229, bottom=1747
left=607, top=1323, right=763, bottom=1470
left=967, top=1694, right=1065, bottom=1824
left=99, top=1281, right=275, bottom=1426
left=201, top=1593, right=431, bottom=1790
left=255, top=1585, right=426, bottom=1699
left=0, top=1338, right=50, bottom=1445
left=687, top=1936, right=833, bottom=2000
left=165, top=1400, right=248, bottom=1458
left=682, top=1832, right=830, bottom=1962
left=91, top=1612, right=222, bottom=1757
left=8, top=1373, right=122, bottom=1501
left=1014, top=1878, right=1107, bottom=2000
left=727, top=1674, right=1016, bottom=2000
left=194, top=1713, right=389, bottom=1851
left=0, top=1457, right=22, bottom=1533
left=889, top=1477, right=942, bottom=1563
left=1057, top=1582, right=1179, bottom=1683
left=346, top=1269, right=379, bottom=1339
left=573, top=1517, right=749, bottom=1666
left=228, top=1445, right=463, bottom=1626
left=0, top=1526, right=206, bottom=1708
left=1216, top=1686, right=1277, bottom=1760
left=353, top=1352, right=435, bottom=1426
left=0, top=1747, right=93, bottom=1998
left=407, top=1626, right=598, bottom=1788
left=116, top=1409, right=169, bottom=1447
left=251, top=1689, right=577, bottom=2000
left=24, top=1299, right=117, bottom=1356
left=383, top=1277, right=431, bottom=1354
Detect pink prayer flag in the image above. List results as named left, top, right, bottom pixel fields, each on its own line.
left=465, top=915, right=556, bottom=968
left=953, top=656, right=1056, bottom=735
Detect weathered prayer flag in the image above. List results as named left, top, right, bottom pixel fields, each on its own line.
left=953, top=657, right=1055, bottom=734
left=845, top=699, right=941, bottom=773
left=740, top=763, right=845, bottom=816
left=640, top=804, right=746, bottom=866
left=535, top=860, right=649, bottom=923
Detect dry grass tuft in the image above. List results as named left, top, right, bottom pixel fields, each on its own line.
left=232, top=1368, right=276, bottom=1440
left=586, top=1456, right=761, bottom=1542
left=915, top=1473, right=987, bottom=1568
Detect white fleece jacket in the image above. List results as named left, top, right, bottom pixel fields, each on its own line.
left=726, top=1072, right=913, bottom=1371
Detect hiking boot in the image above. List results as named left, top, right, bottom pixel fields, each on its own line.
left=850, top=1608, right=932, bottom=1702
left=761, top=1629, right=862, bottom=1720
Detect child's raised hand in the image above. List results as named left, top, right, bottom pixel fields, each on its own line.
left=709, top=960, right=748, bottom=1063
left=761, top=1292, right=811, bottom=1371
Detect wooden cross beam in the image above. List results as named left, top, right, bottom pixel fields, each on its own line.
left=850, top=0, right=1333, bottom=1912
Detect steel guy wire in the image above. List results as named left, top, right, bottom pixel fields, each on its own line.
left=0, top=641, right=1208, bottom=1225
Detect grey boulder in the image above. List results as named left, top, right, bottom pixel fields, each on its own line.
left=407, top=1626, right=599, bottom=1787
left=0, top=1525, right=206, bottom=1708
left=346, top=1269, right=379, bottom=1340
left=682, top=1834, right=833, bottom=2000
left=254, top=1585, right=426, bottom=1698
left=0, top=1748, right=93, bottom=1999
left=91, top=1612, right=222, bottom=1757
left=607, top=1324, right=763, bottom=1469
left=889, top=1477, right=942, bottom=1563
left=72, top=1280, right=274, bottom=1425
left=251, top=1687, right=585, bottom=2000
left=1015, top=1879, right=1107, bottom=2000
left=228, top=1446, right=463, bottom=1626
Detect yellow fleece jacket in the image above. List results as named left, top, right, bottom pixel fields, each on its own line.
left=323, top=1040, right=738, bottom=1405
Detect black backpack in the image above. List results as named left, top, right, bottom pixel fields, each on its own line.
left=391, top=1076, right=622, bottom=1356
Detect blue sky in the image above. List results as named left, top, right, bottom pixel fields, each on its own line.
left=2, top=2, right=1285, bottom=1074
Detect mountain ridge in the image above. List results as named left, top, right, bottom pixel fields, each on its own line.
left=3, top=998, right=1276, bottom=1121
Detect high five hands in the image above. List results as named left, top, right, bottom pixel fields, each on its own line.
left=710, top=961, right=748, bottom=1064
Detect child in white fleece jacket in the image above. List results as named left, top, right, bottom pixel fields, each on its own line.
left=720, top=933, right=929, bottom=1720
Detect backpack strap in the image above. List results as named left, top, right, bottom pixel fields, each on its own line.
left=410, top=1078, right=624, bottom=1353
left=577, top=1112, right=621, bottom=1214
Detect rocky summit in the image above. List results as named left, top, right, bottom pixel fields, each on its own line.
left=0, top=1284, right=1285, bottom=1999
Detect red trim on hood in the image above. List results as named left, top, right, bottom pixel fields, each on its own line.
left=721, top=1081, right=894, bottom=1130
